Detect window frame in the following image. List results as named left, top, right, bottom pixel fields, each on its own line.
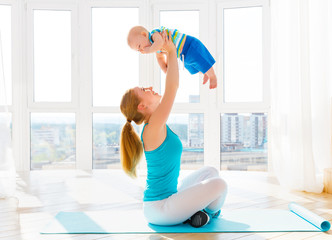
left=152, top=3, right=209, bottom=111
left=217, top=0, right=271, bottom=171
left=81, top=0, right=145, bottom=115
left=0, top=1, right=13, bottom=107
left=217, top=0, right=270, bottom=113
left=26, top=2, right=79, bottom=109
left=0, top=0, right=22, bottom=170
left=152, top=3, right=211, bottom=169
left=7, top=0, right=270, bottom=172
left=82, top=0, right=144, bottom=169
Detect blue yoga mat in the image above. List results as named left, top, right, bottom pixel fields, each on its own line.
left=41, top=202, right=331, bottom=233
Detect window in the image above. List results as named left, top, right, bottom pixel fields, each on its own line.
left=10, top=0, right=269, bottom=171
left=220, top=113, right=267, bottom=171
left=93, top=113, right=139, bottom=169
left=31, top=113, right=76, bottom=170
left=159, top=10, right=200, bottom=103
left=92, top=8, right=138, bottom=107
left=223, top=7, right=263, bottom=103
left=91, top=7, right=139, bottom=169
left=168, top=114, right=204, bottom=169
left=218, top=0, right=269, bottom=171
left=156, top=5, right=206, bottom=170
left=0, top=4, right=12, bottom=105
left=0, top=112, right=12, bottom=133
left=33, top=10, right=71, bottom=102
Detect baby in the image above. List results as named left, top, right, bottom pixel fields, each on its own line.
left=127, top=26, right=217, bottom=89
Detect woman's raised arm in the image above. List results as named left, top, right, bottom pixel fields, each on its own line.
left=148, top=31, right=179, bottom=129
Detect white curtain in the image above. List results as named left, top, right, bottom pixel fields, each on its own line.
left=270, top=0, right=332, bottom=193
left=0, top=32, right=15, bottom=198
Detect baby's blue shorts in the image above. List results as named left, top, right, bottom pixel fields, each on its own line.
left=180, top=35, right=215, bottom=75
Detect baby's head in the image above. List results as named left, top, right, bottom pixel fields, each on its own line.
left=127, top=26, right=151, bottom=53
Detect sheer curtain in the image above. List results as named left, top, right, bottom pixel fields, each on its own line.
left=270, top=0, right=332, bottom=193
left=0, top=32, right=15, bottom=198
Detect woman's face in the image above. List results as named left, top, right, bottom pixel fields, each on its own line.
left=133, top=86, right=161, bottom=110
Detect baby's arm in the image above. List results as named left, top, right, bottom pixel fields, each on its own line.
left=142, top=32, right=164, bottom=54
left=156, top=52, right=167, bottom=74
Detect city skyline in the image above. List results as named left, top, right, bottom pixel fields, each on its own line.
left=30, top=112, right=268, bottom=171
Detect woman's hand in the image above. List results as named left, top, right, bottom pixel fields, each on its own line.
left=161, top=30, right=176, bottom=54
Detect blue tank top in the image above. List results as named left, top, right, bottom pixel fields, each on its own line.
left=141, top=124, right=183, bottom=202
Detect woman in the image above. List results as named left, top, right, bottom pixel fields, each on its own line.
left=120, top=31, right=227, bottom=227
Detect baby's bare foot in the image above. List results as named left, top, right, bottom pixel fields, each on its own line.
left=203, top=74, right=209, bottom=85
left=209, top=75, right=217, bottom=89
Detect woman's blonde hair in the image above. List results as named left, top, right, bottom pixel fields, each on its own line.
left=120, top=88, right=145, bottom=178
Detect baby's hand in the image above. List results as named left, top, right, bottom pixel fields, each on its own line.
left=140, top=32, right=165, bottom=54
left=161, top=31, right=175, bottom=53
left=140, top=46, right=152, bottom=54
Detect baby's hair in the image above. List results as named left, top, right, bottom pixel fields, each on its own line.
left=127, top=25, right=149, bottom=46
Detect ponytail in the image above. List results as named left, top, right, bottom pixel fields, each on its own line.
left=120, top=89, right=145, bottom=178
left=120, top=121, right=143, bottom=177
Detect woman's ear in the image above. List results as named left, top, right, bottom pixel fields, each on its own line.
left=137, top=103, right=146, bottom=111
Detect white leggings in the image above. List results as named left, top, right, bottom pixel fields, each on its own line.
left=143, top=166, right=228, bottom=226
